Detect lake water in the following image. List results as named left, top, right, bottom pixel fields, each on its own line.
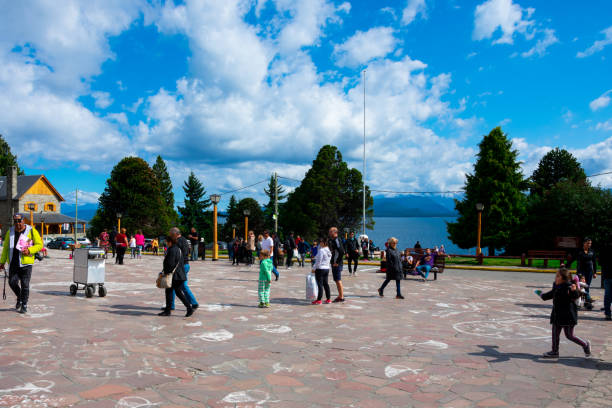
left=365, top=217, right=475, bottom=255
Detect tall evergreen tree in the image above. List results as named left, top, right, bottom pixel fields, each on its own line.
left=0, top=134, right=24, bottom=175
left=152, top=155, right=175, bottom=208
left=447, top=127, right=527, bottom=255
left=89, top=157, right=169, bottom=236
left=177, top=172, right=211, bottom=234
left=530, top=148, right=587, bottom=195
left=263, top=175, right=286, bottom=229
left=279, top=145, right=373, bottom=239
left=152, top=155, right=178, bottom=224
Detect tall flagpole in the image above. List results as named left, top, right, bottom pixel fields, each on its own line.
left=362, top=69, right=366, bottom=237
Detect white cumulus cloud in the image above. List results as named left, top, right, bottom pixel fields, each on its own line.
left=589, top=90, right=611, bottom=111
left=92, top=91, right=113, bottom=109
left=577, top=25, right=612, bottom=58
left=402, top=0, right=427, bottom=26
left=521, top=28, right=558, bottom=57
left=473, top=0, right=534, bottom=45
left=334, top=27, right=397, bottom=67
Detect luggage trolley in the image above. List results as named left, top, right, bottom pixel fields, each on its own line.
left=70, top=248, right=107, bottom=298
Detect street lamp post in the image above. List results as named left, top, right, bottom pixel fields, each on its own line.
left=27, top=203, right=35, bottom=227
left=116, top=212, right=122, bottom=232
left=40, top=215, right=45, bottom=248
left=210, top=194, right=221, bottom=261
left=232, top=224, right=236, bottom=239
left=243, top=209, right=250, bottom=241
left=475, top=203, right=484, bottom=256
left=344, top=227, right=349, bottom=240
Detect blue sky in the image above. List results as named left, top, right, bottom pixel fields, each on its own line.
left=1, top=0, right=611, bottom=209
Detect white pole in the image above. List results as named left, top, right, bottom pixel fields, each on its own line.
left=74, top=188, right=78, bottom=243
left=362, top=69, right=366, bottom=236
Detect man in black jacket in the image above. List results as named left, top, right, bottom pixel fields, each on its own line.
left=285, top=232, right=296, bottom=269
left=329, top=227, right=345, bottom=302
left=163, top=227, right=199, bottom=311
left=346, top=231, right=360, bottom=276
left=599, top=242, right=612, bottom=321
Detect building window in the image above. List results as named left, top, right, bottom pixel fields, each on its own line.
left=45, top=203, right=56, bottom=212
left=24, top=202, right=38, bottom=212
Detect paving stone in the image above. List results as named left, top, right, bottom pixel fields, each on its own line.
left=0, top=251, right=608, bottom=407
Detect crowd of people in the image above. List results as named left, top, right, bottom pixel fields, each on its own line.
left=4, top=217, right=610, bottom=354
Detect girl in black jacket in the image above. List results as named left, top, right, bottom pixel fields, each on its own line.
left=538, top=267, right=591, bottom=358
left=158, top=235, right=194, bottom=317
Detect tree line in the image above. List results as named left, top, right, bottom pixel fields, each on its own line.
left=88, top=145, right=373, bottom=241
left=448, top=127, right=612, bottom=255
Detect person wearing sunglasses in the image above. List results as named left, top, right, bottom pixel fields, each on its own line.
left=0, top=213, right=43, bottom=313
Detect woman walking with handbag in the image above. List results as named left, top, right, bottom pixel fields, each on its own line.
left=378, top=237, right=405, bottom=299
left=158, top=234, right=194, bottom=317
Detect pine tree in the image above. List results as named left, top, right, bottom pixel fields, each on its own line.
left=152, top=155, right=175, bottom=208
left=279, top=145, right=373, bottom=239
left=530, top=148, right=587, bottom=195
left=447, top=127, right=527, bottom=255
left=0, top=134, right=24, bottom=175
left=177, top=172, right=211, bottom=234
left=89, top=157, right=168, bottom=236
left=263, top=175, right=286, bottom=229
left=152, top=155, right=178, bottom=225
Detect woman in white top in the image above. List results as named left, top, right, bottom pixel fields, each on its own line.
left=129, top=236, right=137, bottom=258
left=311, top=237, right=332, bottom=304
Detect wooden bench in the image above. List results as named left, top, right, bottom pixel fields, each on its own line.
left=522, top=250, right=567, bottom=267
left=402, top=252, right=445, bottom=280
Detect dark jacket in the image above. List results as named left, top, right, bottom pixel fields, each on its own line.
left=163, top=245, right=185, bottom=281
left=330, top=237, right=345, bottom=266
left=600, top=245, right=612, bottom=280
left=177, top=236, right=190, bottom=265
left=346, top=237, right=359, bottom=254
left=576, top=249, right=597, bottom=275
left=541, top=282, right=580, bottom=326
left=285, top=236, right=296, bottom=251
left=385, top=247, right=403, bottom=280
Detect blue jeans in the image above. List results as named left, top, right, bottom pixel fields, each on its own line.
left=604, top=278, right=612, bottom=317
left=170, top=264, right=198, bottom=309
left=270, top=256, right=279, bottom=279
left=416, top=265, right=431, bottom=279
left=191, top=245, right=198, bottom=261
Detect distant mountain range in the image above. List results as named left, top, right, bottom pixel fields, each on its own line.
left=63, top=203, right=98, bottom=221
left=61, top=195, right=458, bottom=222
left=372, top=195, right=458, bottom=217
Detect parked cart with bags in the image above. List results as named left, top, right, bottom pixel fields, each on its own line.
left=70, top=248, right=107, bottom=298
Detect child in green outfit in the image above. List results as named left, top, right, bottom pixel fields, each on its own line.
left=258, top=249, right=273, bottom=308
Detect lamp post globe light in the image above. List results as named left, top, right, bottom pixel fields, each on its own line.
left=243, top=209, right=250, bottom=241
left=210, top=194, right=221, bottom=261
left=475, top=203, right=484, bottom=256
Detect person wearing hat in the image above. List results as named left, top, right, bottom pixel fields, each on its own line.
left=0, top=213, right=43, bottom=314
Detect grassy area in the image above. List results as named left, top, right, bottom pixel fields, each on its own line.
left=168, top=250, right=563, bottom=269
left=447, top=257, right=563, bottom=269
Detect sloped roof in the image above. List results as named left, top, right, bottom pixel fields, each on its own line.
left=0, top=175, right=64, bottom=201
left=30, top=213, right=86, bottom=224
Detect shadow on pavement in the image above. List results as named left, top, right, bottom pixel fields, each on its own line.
left=38, top=290, right=71, bottom=297
left=524, top=313, right=607, bottom=322
left=515, top=303, right=552, bottom=309
left=471, top=345, right=612, bottom=370
left=109, top=304, right=161, bottom=311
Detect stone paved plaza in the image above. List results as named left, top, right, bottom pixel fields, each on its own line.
left=1, top=251, right=611, bottom=408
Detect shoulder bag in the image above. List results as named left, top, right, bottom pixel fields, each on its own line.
left=156, top=249, right=182, bottom=289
